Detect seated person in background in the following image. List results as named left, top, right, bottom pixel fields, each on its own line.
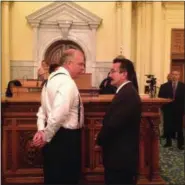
left=99, top=72, right=117, bottom=94
left=5, top=80, right=22, bottom=97
left=37, top=60, right=49, bottom=81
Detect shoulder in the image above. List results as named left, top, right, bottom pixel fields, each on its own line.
left=178, top=81, right=185, bottom=86
left=161, top=82, right=170, bottom=88
left=178, top=82, right=185, bottom=89
left=57, top=76, right=77, bottom=92
left=47, top=71, right=77, bottom=91
left=118, top=83, right=138, bottom=97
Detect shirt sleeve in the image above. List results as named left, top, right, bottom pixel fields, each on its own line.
left=36, top=87, right=47, bottom=131
left=44, top=82, right=75, bottom=142
left=36, top=106, right=46, bottom=130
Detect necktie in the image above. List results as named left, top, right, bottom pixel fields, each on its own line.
left=172, top=82, right=176, bottom=98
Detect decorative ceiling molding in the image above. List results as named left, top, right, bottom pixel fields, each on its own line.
left=26, top=2, right=102, bottom=29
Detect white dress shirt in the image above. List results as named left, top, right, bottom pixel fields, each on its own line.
left=36, top=67, right=84, bottom=142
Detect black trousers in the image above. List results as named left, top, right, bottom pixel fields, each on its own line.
left=165, top=114, right=184, bottom=148
left=104, top=168, right=136, bottom=185
left=42, top=127, right=81, bottom=185
left=166, top=130, right=184, bottom=147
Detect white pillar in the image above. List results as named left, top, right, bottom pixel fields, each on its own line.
left=144, top=3, right=152, bottom=76
left=2, top=2, right=10, bottom=93
left=30, top=20, right=40, bottom=79
left=151, top=2, right=162, bottom=86
left=136, top=3, right=146, bottom=94
left=115, top=2, right=122, bottom=55
left=122, top=2, right=132, bottom=59
left=89, top=23, right=98, bottom=87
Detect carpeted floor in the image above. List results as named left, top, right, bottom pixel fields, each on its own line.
left=160, top=139, right=184, bottom=185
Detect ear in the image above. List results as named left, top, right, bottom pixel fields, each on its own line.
left=122, top=71, right=127, bottom=79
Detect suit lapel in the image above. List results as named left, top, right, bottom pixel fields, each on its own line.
left=103, top=83, right=132, bottom=121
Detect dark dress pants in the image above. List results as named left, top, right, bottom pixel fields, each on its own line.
left=104, top=168, right=136, bottom=185
left=42, top=127, right=81, bottom=185
left=166, top=114, right=184, bottom=148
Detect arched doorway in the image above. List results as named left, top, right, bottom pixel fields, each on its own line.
left=44, top=40, right=85, bottom=65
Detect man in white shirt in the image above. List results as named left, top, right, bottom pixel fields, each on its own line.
left=32, top=49, right=85, bottom=184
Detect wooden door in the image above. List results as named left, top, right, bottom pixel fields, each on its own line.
left=171, top=29, right=184, bottom=60
left=171, top=29, right=184, bottom=83
left=171, top=59, right=185, bottom=82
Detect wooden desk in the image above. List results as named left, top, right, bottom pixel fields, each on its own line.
left=11, top=87, right=99, bottom=96
left=1, top=93, right=170, bottom=184
left=18, top=73, right=92, bottom=89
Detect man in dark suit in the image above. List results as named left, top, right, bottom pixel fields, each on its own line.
left=158, top=70, right=185, bottom=150
left=158, top=73, right=172, bottom=138
left=97, top=57, right=141, bottom=185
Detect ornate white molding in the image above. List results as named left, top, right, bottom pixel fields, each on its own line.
left=26, top=2, right=102, bottom=29
left=26, top=2, right=102, bottom=85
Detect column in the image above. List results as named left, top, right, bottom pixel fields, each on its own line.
left=2, top=2, right=10, bottom=94
left=135, top=2, right=153, bottom=94
left=32, top=21, right=40, bottom=79
left=121, top=2, right=132, bottom=59
left=115, top=2, right=122, bottom=55
left=142, top=3, right=152, bottom=77
left=135, top=3, right=146, bottom=94
left=151, top=2, right=162, bottom=86
left=89, top=23, right=98, bottom=87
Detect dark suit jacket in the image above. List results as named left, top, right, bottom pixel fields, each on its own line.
left=158, top=81, right=185, bottom=132
left=99, top=78, right=117, bottom=94
left=97, top=82, right=141, bottom=174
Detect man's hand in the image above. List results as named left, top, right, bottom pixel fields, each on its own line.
left=32, top=130, right=47, bottom=148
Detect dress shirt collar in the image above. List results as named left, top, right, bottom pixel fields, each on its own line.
left=116, top=80, right=131, bottom=94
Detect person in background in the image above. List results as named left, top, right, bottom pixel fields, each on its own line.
left=158, top=71, right=185, bottom=150
left=37, top=60, right=49, bottom=81
left=32, top=49, right=85, bottom=184
left=97, top=57, right=141, bottom=185
left=158, top=73, right=172, bottom=138
left=167, top=73, right=172, bottom=82
left=5, top=80, right=22, bottom=97
left=99, top=72, right=117, bottom=94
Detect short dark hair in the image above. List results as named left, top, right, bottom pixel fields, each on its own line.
left=113, top=56, right=139, bottom=92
